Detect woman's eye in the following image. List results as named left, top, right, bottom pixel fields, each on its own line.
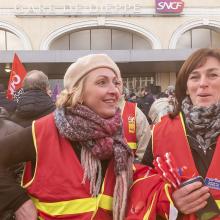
left=97, top=80, right=106, bottom=85
left=114, top=80, right=121, bottom=86
left=189, top=75, right=199, bottom=80
left=209, top=73, right=219, bottom=78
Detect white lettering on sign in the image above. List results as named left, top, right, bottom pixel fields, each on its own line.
left=157, top=2, right=183, bottom=10
left=9, top=71, right=21, bottom=96
left=14, top=4, right=143, bottom=16
left=155, top=0, right=184, bottom=13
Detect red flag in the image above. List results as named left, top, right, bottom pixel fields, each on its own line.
left=7, top=53, right=27, bottom=100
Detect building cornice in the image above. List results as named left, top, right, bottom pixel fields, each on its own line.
left=0, top=6, right=220, bottom=17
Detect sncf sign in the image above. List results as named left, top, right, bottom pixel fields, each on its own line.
left=155, top=0, right=184, bottom=14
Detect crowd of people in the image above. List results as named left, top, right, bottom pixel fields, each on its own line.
left=0, top=48, right=220, bottom=219
left=124, top=83, right=175, bottom=125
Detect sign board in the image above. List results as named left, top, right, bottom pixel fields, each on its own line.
left=155, top=0, right=184, bottom=14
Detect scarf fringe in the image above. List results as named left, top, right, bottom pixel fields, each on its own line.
left=113, top=156, right=133, bottom=220
left=81, top=147, right=133, bottom=220
left=81, top=147, right=102, bottom=197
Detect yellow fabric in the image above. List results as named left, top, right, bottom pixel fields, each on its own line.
left=143, top=192, right=157, bottom=220
left=22, top=121, right=38, bottom=188
left=128, top=142, right=137, bottom=149
left=216, top=200, right=220, bottom=208
left=32, top=194, right=113, bottom=216
left=130, top=174, right=157, bottom=190
left=179, top=112, right=186, bottom=136
left=151, top=124, right=156, bottom=157
left=164, top=184, right=173, bottom=205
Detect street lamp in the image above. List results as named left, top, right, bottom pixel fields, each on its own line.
left=4, top=63, right=11, bottom=73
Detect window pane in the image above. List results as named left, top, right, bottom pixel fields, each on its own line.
left=133, top=34, right=151, bottom=49
left=122, top=76, right=155, bottom=93
left=192, top=28, right=211, bottom=48
left=176, top=31, right=191, bottom=49
left=50, top=35, right=69, bottom=50
left=0, top=30, right=6, bottom=50
left=112, top=29, right=132, bottom=50
left=6, top=32, right=23, bottom=50
left=211, top=30, right=220, bottom=48
left=91, top=29, right=111, bottom=50
left=70, top=30, right=90, bottom=50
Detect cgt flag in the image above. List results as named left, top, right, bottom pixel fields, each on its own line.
left=6, top=53, right=27, bottom=100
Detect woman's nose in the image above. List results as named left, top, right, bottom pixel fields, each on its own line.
left=109, top=83, right=120, bottom=94
left=199, top=75, right=208, bottom=88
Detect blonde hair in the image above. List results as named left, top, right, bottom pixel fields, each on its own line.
left=56, top=76, right=86, bottom=108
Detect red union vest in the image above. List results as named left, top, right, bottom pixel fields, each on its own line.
left=22, top=113, right=115, bottom=220
left=122, top=101, right=137, bottom=152
left=152, top=113, right=220, bottom=220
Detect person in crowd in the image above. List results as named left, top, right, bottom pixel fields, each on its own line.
left=148, top=96, right=174, bottom=124
left=0, top=84, right=17, bottom=116
left=142, top=48, right=220, bottom=218
left=137, top=86, right=155, bottom=123
left=11, top=70, right=55, bottom=127
left=148, top=85, right=175, bottom=124
left=118, top=84, right=151, bottom=161
left=0, top=106, right=23, bottom=220
left=0, top=107, right=22, bottom=143
left=0, top=54, right=133, bottom=220
left=127, top=92, right=137, bottom=103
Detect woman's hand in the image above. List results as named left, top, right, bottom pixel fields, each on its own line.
left=172, top=181, right=210, bottom=215
left=15, top=199, right=37, bottom=220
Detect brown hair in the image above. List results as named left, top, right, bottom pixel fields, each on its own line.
left=171, top=48, right=220, bottom=118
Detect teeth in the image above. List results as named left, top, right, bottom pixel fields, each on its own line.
left=105, top=100, right=115, bottom=103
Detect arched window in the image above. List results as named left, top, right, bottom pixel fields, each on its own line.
left=50, top=28, right=151, bottom=50
left=0, top=29, right=24, bottom=50
left=176, top=28, right=220, bottom=49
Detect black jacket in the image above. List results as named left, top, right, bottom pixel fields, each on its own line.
left=0, top=93, right=17, bottom=115
left=0, top=107, right=24, bottom=219
left=11, top=89, right=55, bottom=127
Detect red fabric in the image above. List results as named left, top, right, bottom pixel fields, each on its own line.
left=122, top=101, right=137, bottom=150
left=126, top=164, right=171, bottom=220
left=153, top=114, right=220, bottom=219
left=153, top=115, right=198, bottom=178
left=6, top=53, right=27, bottom=100
left=23, top=113, right=115, bottom=219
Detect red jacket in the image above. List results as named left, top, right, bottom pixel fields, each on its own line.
left=22, top=113, right=115, bottom=220
left=153, top=113, right=220, bottom=219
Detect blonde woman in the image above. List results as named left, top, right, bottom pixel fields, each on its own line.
left=0, top=54, right=133, bottom=220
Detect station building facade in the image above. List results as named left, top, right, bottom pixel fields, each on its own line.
left=0, top=0, right=220, bottom=92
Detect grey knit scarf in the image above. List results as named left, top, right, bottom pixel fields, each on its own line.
left=54, top=104, right=133, bottom=220
left=182, top=96, right=220, bottom=154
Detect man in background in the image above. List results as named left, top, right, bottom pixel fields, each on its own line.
left=118, top=84, right=151, bottom=161
left=11, top=70, right=55, bottom=127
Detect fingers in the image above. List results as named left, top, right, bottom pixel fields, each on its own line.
left=180, top=192, right=210, bottom=214
left=176, top=181, right=204, bottom=196
left=172, top=181, right=210, bottom=215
